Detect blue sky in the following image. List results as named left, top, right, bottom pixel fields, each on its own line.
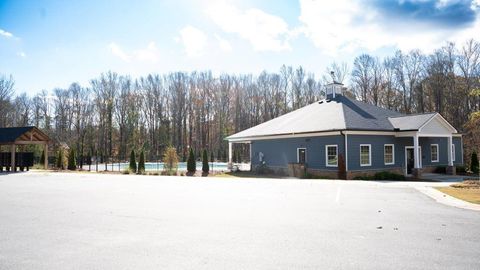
left=1, top=0, right=479, bottom=94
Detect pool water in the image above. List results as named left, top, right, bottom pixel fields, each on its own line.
left=82, top=162, right=250, bottom=172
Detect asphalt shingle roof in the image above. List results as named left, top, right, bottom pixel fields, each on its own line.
left=388, top=113, right=437, bottom=131
left=227, top=95, right=440, bottom=140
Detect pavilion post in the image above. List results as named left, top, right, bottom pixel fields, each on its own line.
left=11, top=144, right=16, bottom=172
left=228, top=142, right=232, bottom=169
left=44, top=143, right=48, bottom=170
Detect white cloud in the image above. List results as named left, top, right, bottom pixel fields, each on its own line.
left=0, top=29, right=14, bottom=38
left=133, top=42, right=160, bottom=62
left=206, top=2, right=292, bottom=52
left=109, top=42, right=131, bottom=62
left=17, top=52, right=27, bottom=58
left=178, top=25, right=208, bottom=57
left=298, top=0, right=480, bottom=54
left=215, top=34, right=232, bottom=52
left=109, top=42, right=160, bottom=62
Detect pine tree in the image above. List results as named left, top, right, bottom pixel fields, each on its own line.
left=202, top=149, right=209, bottom=174
left=67, top=148, right=76, bottom=170
left=187, top=148, right=196, bottom=173
left=129, top=149, right=137, bottom=173
left=138, top=150, right=145, bottom=174
left=471, top=152, right=479, bottom=174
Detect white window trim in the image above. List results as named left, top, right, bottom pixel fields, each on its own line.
left=297, top=148, right=307, bottom=164
left=360, top=144, right=372, bottom=167
left=384, top=144, right=395, bottom=165
left=325, top=144, right=338, bottom=167
left=452, top=144, right=455, bottom=162
left=431, top=144, right=439, bottom=162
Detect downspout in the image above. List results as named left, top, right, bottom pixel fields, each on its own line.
left=340, top=130, right=348, bottom=173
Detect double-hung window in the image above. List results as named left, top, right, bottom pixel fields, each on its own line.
left=431, top=144, right=439, bottom=162
left=325, top=145, right=338, bottom=167
left=384, top=144, right=394, bottom=165
left=360, top=144, right=371, bottom=166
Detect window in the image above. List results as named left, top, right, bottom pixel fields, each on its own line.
left=360, top=144, right=371, bottom=166
left=431, top=144, right=439, bottom=162
left=297, top=148, right=306, bottom=164
left=325, top=145, right=338, bottom=167
left=452, top=144, right=455, bottom=162
left=384, top=144, right=394, bottom=165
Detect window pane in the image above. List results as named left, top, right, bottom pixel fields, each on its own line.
left=384, top=145, right=393, bottom=164
left=431, top=145, right=438, bottom=161
left=360, top=145, right=370, bottom=165
left=327, top=146, right=337, bottom=166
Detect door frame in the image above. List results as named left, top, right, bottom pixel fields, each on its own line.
left=405, top=146, right=422, bottom=176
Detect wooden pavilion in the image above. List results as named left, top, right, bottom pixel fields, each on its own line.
left=0, top=126, right=50, bottom=171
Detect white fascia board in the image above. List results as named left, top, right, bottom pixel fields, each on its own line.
left=227, top=131, right=341, bottom=142
left=418, top=113, right=457, bottom=134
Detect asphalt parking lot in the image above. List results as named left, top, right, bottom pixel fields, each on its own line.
left=0, top=172, right=479, bottom=270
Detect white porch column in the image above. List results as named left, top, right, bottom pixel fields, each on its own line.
left=413, top=134, right=420, bottom=169
left=11, top=144, right=15, bottom=172
left=447, top=135, right=453, bottom=166
left=228, top=142, right=232, bottom=164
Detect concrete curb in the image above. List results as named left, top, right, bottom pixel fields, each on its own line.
left=415, top=186, right=480, bottom=211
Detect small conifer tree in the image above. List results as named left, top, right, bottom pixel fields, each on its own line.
left=129, top=149, right=137, bottom=173
left=471, top=152, right=479, bottom=174
left=138, top=150, right=145, bottom=174
left=187, top=148, right=196, bottom=173
left=202, top=149, right=209, bottom=174
left=67, top=148, right=76, bottom=170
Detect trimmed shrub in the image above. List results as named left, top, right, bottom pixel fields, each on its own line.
left=67, top=148, right=76, bottom=170
left=187, top=148, right=196, bottom=173
left=471, top=152, right=479, bottom=174
left=163, top=146, right=179, bottom=174
left=202, top=149, right=209, bottom=174
left=353, top=171, right=405, bottom=181
left=373, top=171, right=405, bottom=180
left=129, top=149, right=137, bottom=173
left=138, top=150, right=145, bottom=174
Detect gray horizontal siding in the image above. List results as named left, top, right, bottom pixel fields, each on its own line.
left=250, top=134, right=463, bottom=173
left=251, top=135, right=344, bottom=171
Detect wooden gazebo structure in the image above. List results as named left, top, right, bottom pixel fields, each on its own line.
left=0, top=126, right=50, bottom=171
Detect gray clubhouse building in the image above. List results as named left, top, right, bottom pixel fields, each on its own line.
left=226, top=83, right=463, bottom=179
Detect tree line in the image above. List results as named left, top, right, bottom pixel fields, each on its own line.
left=0, top=39, right=479, bottom=168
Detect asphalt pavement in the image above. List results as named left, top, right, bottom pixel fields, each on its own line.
left=0, top=172, right=479, bottom=270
